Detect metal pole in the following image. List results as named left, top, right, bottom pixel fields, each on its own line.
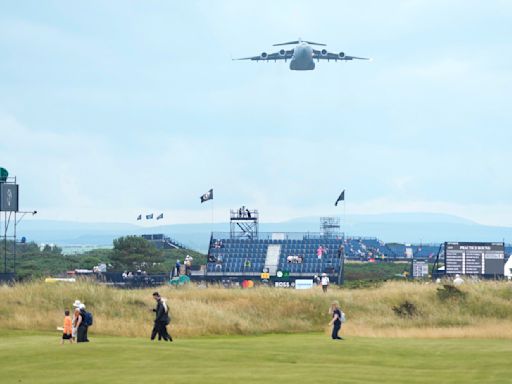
left=13, top=211, right=16, bottom=275
left=3, top=212, right=6, bottom=274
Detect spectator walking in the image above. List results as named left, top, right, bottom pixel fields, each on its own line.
left=77, top=304, right=90, bottom=342
left=61, top=309, right=73, bottom=345
left=71, top=300, right=81, bottom=342
left=151, top=292, right=172, bottom=342
left=328, top=301, right=344, bottom=340
left=321, top=273, right=330, bottom=293
left=74, top=307, right=86, bottom=342
left=81, top=303, right=93, bottom=342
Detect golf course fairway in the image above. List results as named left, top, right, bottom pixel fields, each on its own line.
left=0, top=331, right=510, bottom=384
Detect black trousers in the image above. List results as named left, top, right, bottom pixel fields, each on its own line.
left=331, top=322, right=341, bottom=339
left=77, top=325, right=88, bottom=342
left=151, top=321, right=172, bottom=341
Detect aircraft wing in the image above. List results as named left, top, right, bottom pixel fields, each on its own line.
left=312, top=50, right=370, bottom=61
left=234, top=49, right=294, bottom=61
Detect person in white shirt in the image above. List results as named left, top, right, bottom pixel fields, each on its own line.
left=453, top=274, right=464, bottom=286
left=321, top=273, right=330, bottom=293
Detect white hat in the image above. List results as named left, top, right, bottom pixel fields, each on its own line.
left=73, top=300, right=81, bottom=307
left=322, top=273, right=327, bottom=277
left=79, top=303, right=86, bottom=309
left=455, top=274, right=460, bottom=278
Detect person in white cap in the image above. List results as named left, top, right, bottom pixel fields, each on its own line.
left=321, top=273, right=330, bottom=293
left=72, top=307, right=81, bottom=342
left=71, top=300, right=81, bottom=342
left=453, top=274, right=464, bottom=286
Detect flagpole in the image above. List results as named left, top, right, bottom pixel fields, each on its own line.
left=211, top=199, right=214, bottom=227
left=344, top=193, right=346, bottom=238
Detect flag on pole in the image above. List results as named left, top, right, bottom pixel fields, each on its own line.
left=146, top=213, right=154, bottom=219
left=156, top=213, right=164, bottom=220
left=200, top=189, right=213, bottom=203
left=136, top=214, right=142, bottom=220
left=334, top=190, right=345, bottom=206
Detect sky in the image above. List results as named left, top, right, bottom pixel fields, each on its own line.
left=1, top=0, right=511, bottom=226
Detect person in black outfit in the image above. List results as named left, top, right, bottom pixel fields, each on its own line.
left=329, top=301, right=344, bottom=340
left=78, top=304, right=90, bottom=342
left=151, top=292, right=172, bottom=342
left=76, top=309, right=88, bottom=343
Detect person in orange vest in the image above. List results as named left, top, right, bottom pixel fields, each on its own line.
left=61, top=309, right=73, bottom=344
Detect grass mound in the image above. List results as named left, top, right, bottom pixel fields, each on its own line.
left=1, top=280, right=512, bottom=338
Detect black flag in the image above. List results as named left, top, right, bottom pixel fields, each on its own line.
left=136, top=214, right=142, bottom=220
left=146, top=213, right=154, bottom=219
left=156, top=213, right=164, bottom=220
left=200, top=189, right=213, bottom=203
left=334, top=190, right=345, bottom=206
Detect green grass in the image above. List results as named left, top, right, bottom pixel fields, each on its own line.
left=0, top=331, right=510, bottom=384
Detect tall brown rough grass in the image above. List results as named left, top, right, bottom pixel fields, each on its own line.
left=1, top=280, right=511, bottom=339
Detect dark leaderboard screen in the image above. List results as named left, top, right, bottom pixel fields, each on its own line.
left=445, top=242, right=505, bottom=276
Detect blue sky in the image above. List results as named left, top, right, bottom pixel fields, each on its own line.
left=1, top=1, right=511, bottom=225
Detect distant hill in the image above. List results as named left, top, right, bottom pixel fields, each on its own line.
left=15, top=213, right=512, bottom=253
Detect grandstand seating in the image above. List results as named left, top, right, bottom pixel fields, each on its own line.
left=206, top=233, right=445, bottom=276
left=207, top=235, right=343, bottom=276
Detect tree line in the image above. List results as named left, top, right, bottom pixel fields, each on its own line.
left=1, top=236, right=205, bottom=280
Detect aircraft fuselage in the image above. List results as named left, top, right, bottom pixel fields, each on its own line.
left=290, top=43, right=315, bottom=71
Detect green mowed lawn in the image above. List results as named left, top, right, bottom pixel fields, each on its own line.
left=0, top=330, right=510, bottom=384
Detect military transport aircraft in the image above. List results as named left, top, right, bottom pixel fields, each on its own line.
left=235, top=38, right=370, bottom=71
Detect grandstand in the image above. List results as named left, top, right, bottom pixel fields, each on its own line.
left=207, top=232, right=344, bottom=280
left=203, top=209, right=444, bottom=282
left=205, top=235, right=441, bottom=277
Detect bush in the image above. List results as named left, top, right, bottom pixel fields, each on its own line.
left=437, top=284, right=466, bottom=302
left=392, top=301, right=418, bottom=318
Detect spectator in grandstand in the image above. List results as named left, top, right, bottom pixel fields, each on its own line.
left=321, top=273, right=330, bottom=293
left=453, top=274, right=464, bottom=286
left=328, top=301, right=344, bottom=340
left=317, top=246, right=323, bottom=260
left=337, top=245, right=344, bottom=258
left=122, top=271, right=128, bottom=279
left=151, top=292, right=172, bottom=342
